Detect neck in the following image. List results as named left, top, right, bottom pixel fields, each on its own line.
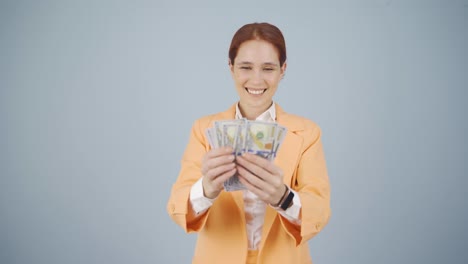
left=238, top=102, right=272, bottom=120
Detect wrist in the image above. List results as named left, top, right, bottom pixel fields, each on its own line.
left=271, top=185, right=294, bottom=211
left=202, top=186, right=218, bottom=199
left=202, top=179, right=219, bottom=200
left=272, top=184, right=289, bottom=207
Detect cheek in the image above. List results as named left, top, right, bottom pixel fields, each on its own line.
left=266, top=75, right=281, bottom=86
left=234, top=73, right=248, bottom=84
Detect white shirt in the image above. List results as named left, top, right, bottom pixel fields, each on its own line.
left=189, top=102, right=302, bottom=249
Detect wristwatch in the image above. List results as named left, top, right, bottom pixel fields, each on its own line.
left=280, top=189, right=294, bottom=210
left=273, top=185, right=294, bottom=211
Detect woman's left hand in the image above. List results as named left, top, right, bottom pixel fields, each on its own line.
left=236, top=153, right=287, bottom=206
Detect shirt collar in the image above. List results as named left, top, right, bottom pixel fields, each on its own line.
left=235, top=102, right=276, bottom=123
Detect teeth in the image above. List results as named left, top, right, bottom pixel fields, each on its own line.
left=247, top=88, right=265, bottom=95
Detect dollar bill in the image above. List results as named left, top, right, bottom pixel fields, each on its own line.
left=272, top=124, right=287, bottom=159
left=205, top=119, right=287, bottom=192
left=205, top=127, right=218, bottom=149
left=244, top=120, right=277, bottom=160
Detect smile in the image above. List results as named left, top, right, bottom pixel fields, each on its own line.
left=245, top=88, right=267, bottom=95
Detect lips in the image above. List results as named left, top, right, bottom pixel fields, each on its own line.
left=245, top=88, right=267, bottom=95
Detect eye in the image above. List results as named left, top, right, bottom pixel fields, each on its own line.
left=263, top=68, right=274, bottom=71
left=240, top=66, right=252, bottom=70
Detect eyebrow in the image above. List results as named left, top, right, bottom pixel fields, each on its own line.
left=236, top=61, right=279, bottom=67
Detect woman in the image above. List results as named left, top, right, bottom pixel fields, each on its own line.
left=167, top=22, right=331, bottom=264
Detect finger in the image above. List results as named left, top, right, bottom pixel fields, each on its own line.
left=205, top=154, right=235, bottom=169
left=202, top=154, right=235, bottom=176
left=236, top=155, right=270, bottom=181
left=240, top=153, right=280, bottom=175
left=238, top=174, right=261, bottom=194
left=237, top=165, right=275, bottom=195
left=205, top=162, right=236, bottom=181
left=202, top=167, right=236, bottom=199
left=237, top=156, right=284, bottom=193
left=237, top=171, right=271, bottom=201
left=204, top=147, right=234, bottom=160
left=202, top=147, right=233, bottom=168
left=212, top=168, right=237, bottom=187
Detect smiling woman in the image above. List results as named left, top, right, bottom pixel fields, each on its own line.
left=228, top=23, right=287, bottom=120
left=167, top=22, right=331, bottom=264
left=230, top=39, right=285, bottom=120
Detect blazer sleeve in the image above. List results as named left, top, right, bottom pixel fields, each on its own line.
left=167, top=118, right=212, bottom=233
left=279, top=123, right=331, bottom=246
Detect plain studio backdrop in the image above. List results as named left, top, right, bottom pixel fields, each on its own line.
left=1, top=0, right=467, bottom=263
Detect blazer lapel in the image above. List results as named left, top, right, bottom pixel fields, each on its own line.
left=274, top=104, right=304, bottom=188
left=275, top=129, right=303, bottom=187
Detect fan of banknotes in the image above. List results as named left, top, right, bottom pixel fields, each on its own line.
left=205, top=119, right=287, bottom=191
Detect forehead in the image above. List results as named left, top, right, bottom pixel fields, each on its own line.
left=235, top=40, right=280, bottom=64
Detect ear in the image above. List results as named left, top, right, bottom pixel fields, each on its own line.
left=228, top=59, right=235, bottom=78
left=228, top=59, right=234, bottom=72
left=280, top=61, right=287, bottom=79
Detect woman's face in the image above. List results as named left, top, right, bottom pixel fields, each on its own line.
left=230, top=39, right=286, bottom=114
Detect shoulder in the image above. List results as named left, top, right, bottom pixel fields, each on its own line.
left=191, top=104, right=236, bottom=131
left=276, top=107, right=322, bottom=146
left=277, top=106, right=321, bottom=133
left=193, top=113, right=218, bottom=130
left=282, top=112, right=320, bottom=130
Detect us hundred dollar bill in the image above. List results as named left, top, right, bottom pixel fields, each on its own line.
left=205, top=119, right=287, bottom=192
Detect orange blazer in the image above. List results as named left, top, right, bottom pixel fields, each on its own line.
left=167, top=104, right=331, bottom=264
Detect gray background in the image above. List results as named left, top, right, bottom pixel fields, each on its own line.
left=1, top=0, right=467, bottom=263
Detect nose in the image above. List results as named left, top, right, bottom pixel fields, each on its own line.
left=250, top=69, right=264, bottom=86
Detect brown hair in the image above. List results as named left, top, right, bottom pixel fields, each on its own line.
left=229, top=22, right=287, bottom=67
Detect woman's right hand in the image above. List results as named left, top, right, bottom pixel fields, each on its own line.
left=201, top=147, right=237, bottom=199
